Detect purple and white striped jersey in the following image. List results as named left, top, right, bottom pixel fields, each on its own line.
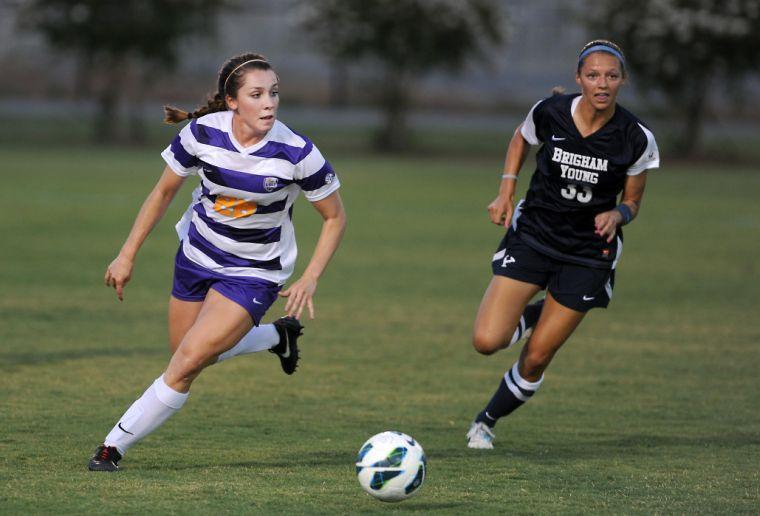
left=161, top=111, right=340, bottom=285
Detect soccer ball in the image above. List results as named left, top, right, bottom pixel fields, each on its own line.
left=355, top=431, right=426, bottom=502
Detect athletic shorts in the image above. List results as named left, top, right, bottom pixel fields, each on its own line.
left=491, top=230, right=615, bottom=312
left=171, top=246, right=281, bottom=325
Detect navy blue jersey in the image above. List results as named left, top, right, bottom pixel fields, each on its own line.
left=516, top=93, right=659, bottom=269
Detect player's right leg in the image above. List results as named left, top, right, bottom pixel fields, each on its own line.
left=467, top=276, right=540, bottom=449
left=168, top=295, right=203, bottom=354
left=468, top=231, right=551, bottom=448
left=474, top=230, right=550, bottom=355
left=89, top=290, right=253, bottom=471
left=472, top=276, right=542, bottom=355
left=468, top=293, right=586, bottom=449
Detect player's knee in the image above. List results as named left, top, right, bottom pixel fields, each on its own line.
left=472, top=332, right=501, bottom=355
left=172, top=347, right=212, bottom=379
left=522, top=348, right=552, bottom=377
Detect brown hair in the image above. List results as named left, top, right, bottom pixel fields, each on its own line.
left=164, top=53, right=274, bottom=124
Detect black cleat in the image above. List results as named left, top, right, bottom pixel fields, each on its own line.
left=270, top=316, right=303, bottom=375
left=88, top=444, right=122, bottom=472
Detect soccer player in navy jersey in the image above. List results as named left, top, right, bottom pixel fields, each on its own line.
left=466, top=40, right=660, bottom=449
left=88, top=53, right=346, bottom=470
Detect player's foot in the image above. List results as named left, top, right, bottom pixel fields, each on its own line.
left=466, top=421, right=495, bottom=449
left=88, top=444, right=122, bottom=471
left=270, top=316, right=303, bottom=375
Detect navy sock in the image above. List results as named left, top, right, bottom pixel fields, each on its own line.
left=475, top=362, right=544, bottom=428
left=523, top=298, right=544, bottom=329
left=508, top=298, right=545, bottom=347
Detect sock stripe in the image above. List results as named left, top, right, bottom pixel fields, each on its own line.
left=478, top=361, right=545, bottom=427
left=510, top=362, right=544, bottom=390
left=505, top=368, right=534, bottom=402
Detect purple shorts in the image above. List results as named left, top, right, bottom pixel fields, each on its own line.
left=171, top=246, right=281, bottom=325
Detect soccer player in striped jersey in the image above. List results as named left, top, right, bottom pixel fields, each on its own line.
left=88, top=53, right=346, bottom=471
left=466, top=40, right=660, bottom=449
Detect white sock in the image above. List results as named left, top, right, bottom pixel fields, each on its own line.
left=217, top=324, right=279, bottom=363
left=104, top=374, right=189, bottom=455
left=508, top=315, right=527, bottom=346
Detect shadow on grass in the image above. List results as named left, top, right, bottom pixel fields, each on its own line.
left=389, top=501, right=469, bottom=511
left=437, top=431, right=760, bottom=463
left=144, top=450, right=351, bottom=472
left=0, top=346, right=164, bottom=369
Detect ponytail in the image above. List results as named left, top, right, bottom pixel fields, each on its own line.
left=163, top=105, right=191, bottom=124
left=163, top=93, right=227, bottom=125
left=551, top=85, right=566, bottom=96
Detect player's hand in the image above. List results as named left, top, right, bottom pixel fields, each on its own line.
left=279, top=273, right=317, bottom=320
left=104, top=255, right=134, bottom=301
left=488, top=195, right=514, bottom=228
left=594, top=209, right=623, bottom=243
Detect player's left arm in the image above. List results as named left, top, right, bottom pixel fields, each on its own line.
left=594, top=172, right=648, bottom=243
left=279, top=191, right=347, bottom=319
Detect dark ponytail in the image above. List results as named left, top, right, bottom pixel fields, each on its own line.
left=163, top=92, right=227, bottom=124
left=163, top=52, right=273, bottom=125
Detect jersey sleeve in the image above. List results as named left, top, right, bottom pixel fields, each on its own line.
left=294, top=143, right=340, bottom=202
left=626, top=123, right=660, bottom=175
left=519, top=99, right=547, bottom=145
left=161, top=122, right=201, bottom=177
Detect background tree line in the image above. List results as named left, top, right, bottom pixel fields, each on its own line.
left=20, top=0, right=760, bottom=156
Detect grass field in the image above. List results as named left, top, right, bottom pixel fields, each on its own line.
left=1, top=141, right=758, bottom=514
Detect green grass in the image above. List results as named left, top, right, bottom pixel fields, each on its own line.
left=0, top=144, right=758, bottom=514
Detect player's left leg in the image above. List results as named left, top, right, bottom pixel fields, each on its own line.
left=517, top=293, right=585, bottom=378
left=216, top=317, right=303, bottom=375
left=168, top=288, right=299, bottom=371
left=468, top=293, right=586, bottom=448
left=210, top=278, right=303, bottom=374
left=169, top=248, right=298, bottom=371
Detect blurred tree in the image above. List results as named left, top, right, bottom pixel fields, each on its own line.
left=302, top=0, right=503, bottom=151
left=588, top=0, right=760, bottom=156
left=20, top=0, right=226, bottom=143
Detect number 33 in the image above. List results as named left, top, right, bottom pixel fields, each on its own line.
left=561, top=184, right=593, bottom=203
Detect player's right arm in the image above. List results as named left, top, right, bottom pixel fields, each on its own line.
left=105, top=166, right=187, bottom=300
left=488, top=124, right=531, bottom=227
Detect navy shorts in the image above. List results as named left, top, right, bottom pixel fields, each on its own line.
left=491, top=230, right=615, bottom=312
left=171, top=246, right=281, bottom=325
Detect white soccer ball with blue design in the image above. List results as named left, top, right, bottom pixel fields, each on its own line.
left=355, top=431, right=426, bottom=502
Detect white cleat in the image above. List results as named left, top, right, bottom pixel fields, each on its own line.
left=466, top=421, right=495, bottom=449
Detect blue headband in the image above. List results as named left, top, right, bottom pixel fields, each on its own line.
left=578, top=45, right=625, bottom=69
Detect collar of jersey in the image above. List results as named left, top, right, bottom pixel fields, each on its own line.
left=225, top=110, right=273, bottom=154
left=569, top=94, right=619, bottom=140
